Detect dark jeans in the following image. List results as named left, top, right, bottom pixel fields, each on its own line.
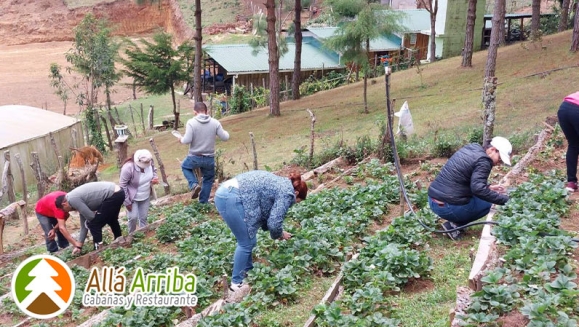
left=214, top=185, right=255, bottom=284
left=36, top=213, right=68, bottom=253
left=181, top=155, right=215, bottom=203
left=557, top=101, right=579, bottom=183
left=428, top=196, right=492, bottom=225
left=86, top=190, right=125, bottom=245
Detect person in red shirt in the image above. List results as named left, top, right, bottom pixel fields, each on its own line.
left=36, top=191, right=82, bottom=253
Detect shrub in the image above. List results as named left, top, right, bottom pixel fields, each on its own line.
left=229, top=85, right=251, bottom=114
left=432, top=137, right=456, bottom=158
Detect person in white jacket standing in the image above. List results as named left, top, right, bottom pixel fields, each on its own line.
left=179, top=102, right=230, bottom=203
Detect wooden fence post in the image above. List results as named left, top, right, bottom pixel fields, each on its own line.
left=30, top=152, right=47, bottom=200
left=148, top=105, right=154, bottom=130
left=140, top=103, right=146, bottom=135
left=1, top=151, right=18, bottom=220
left=129, top=105, right=138, bottom=136
left=114, top=107, right=122, bottom=124
left=71, top=128, right=78, bottom=149
left=149, top=138, right=171, bottom=195
left=14, top=154, right=28, bottom=235
left=0, top=153, right=9, bottom=202
left=100, top=116, right=114, bottom=150
left=249, top=132, right=258, bottom=170
left=49, top=132, right=65, bottom=186
left=306, top=109, right=316, bottom=168
left=114, top=135, right=129, bottom=169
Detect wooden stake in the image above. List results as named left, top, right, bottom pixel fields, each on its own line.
left=149, top=138, right=170, bottom=195
left=148, top=105, right=154, bottom=130
left=29, top=152, right=47, bottom=199
left=100, top=116, right=114, bottom=150
left=71, top=128, right=78, bottom=149
left=249, top=132, right=258, bottom=170
left=14, top=154, right=28, bottom=235
left=140, top=103, right=146, bottom=135
left=222, top=274, right=228, bottom=299
left=1, top=151, right=17, bottom=220
left=0, top=153, right=9, bottom=202
left=49, top=132, right=63, bottom=171
left=306, top=109, right=316, bottom=168
left=114, top=107, right=122, bottom=124
left=129, top=105, right=137, bottom=136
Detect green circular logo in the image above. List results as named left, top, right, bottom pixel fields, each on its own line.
left=11, top=254, right=75, bottom=319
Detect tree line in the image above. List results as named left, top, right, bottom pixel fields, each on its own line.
left=49, top=0, right=579, bottom=152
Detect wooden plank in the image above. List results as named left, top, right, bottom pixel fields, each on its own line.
left=303, top=253, right=360, bottom=327
left=77, top=309, right=109, bottom=327
left=301, top=157, right=344, bottom=181
left=468, top=208, right=498, bottom=291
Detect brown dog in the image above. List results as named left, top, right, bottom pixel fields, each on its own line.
left=69, top=146, right=104, bottom=168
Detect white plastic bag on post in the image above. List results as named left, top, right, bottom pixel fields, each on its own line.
left=394, top=101, right=414, bottom=136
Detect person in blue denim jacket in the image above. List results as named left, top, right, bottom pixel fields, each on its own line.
left=214, top=170, right=308, bottom=291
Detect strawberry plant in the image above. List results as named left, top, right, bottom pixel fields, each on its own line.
left=96, top=306, right=181, bottom=327
left=460, top=174, right=579, bottom=326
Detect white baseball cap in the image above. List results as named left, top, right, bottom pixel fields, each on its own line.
left=134, top=149, right=153, bottom=169
left=490, top=136, right=512, bottom=166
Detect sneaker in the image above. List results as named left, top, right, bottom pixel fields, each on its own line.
left=229, top=282, right=243, bottom=292
left=191, top=184, right=201, bottom=199
left=565, top=182, right=578, bottom=192
left=441, top=221, right=462, bottom=241
left=94, top=242, right=103, bottom=250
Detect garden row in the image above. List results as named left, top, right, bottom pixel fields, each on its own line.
left=457, top=174, right=579, bottom=326
left=0, top=159, right=419, bottom=327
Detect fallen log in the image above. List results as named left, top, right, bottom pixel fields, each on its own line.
left=301, top=157, right=345, bottom=181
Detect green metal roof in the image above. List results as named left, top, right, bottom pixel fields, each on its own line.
left=307, top=27, right=402, bottom=51
left=398, top=9, right=431, bottom=33
left=204, top=39, right=342, bottom=75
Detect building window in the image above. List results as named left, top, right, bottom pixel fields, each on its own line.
left=410, top=33, right=417, bottom=45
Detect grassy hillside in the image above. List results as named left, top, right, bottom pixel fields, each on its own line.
left=101, top=30, right=579, bottom=189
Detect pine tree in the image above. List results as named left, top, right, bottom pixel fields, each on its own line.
left=122, top=32, right=193, bottom=129
left=325, top=0, right=404, bottom=113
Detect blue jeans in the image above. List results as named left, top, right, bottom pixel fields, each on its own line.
left=181, top=155, right=215, bottom=203
left=36, top=213, right=69, bottom=253
left=428, top=196, right=492, bottom=225
left=214, top=185, right=255, bottom=284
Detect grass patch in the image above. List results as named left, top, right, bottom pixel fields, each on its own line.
left=178, top=0, right=243, bottom=28
left=392, top=236, right=474, bottom=326
left=254, top=275, right=336, bottom=326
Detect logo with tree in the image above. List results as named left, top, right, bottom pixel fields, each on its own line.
left=11, top=255, right=75, bottom=319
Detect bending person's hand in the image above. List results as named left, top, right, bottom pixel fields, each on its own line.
left=47, top=230, right=56, bottom=241
left=280, top=231, right=292, bottom=241
left=489, top=184, right=506, bottom=194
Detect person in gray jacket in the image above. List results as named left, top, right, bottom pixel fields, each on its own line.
left=56, top=181, right=125, bottom=253
left=179, top=102, right=230, bottom=203
left=119, top=149, right=159, bottom=234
